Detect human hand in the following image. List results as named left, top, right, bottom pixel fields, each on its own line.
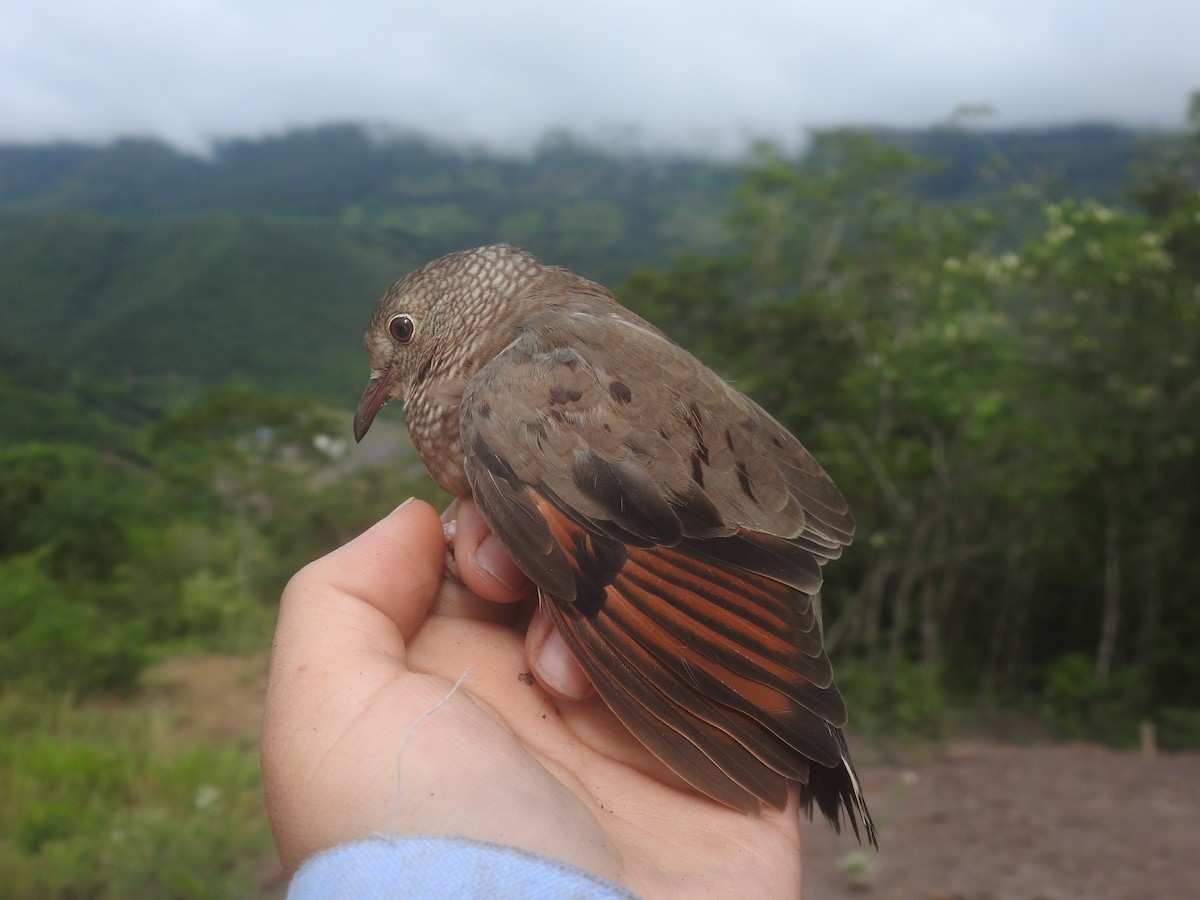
left=261, top=498, right=803, bottom=899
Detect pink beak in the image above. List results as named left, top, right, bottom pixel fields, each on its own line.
left=353, top=366, right=396, bottom=442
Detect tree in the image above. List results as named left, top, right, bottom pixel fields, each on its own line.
left=618, top=121, right=1200, bottom=734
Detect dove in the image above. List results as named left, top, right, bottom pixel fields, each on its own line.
left=353, top=244, right=876, bottom=846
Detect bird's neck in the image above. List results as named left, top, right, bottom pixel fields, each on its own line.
left=404, top=383, right=471, bottom=496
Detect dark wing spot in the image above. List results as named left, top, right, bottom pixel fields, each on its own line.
left=609, top=381, right=633, bottom=404
left=691, top=452, right=705, bottom=487
left=478, top=404, right=492, bottom=419
left=686, top=402, right=709, bottom=464
left=549, top=408, right=565, bottom=423
left=736, top=461, right=757, bottom=501
left=725, top=429, right=736, bottom=452
left=571, top=532, right=627, bottom=618
left=550, top=386, right=584, bottom=405
left=671, top=483, right=725, bottom=534
left=570, top=450, right=683, bottom=545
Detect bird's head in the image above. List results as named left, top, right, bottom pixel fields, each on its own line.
left=353, top=244, right=546, bottom=442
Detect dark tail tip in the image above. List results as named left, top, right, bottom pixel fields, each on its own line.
left=801, top=730, right=879, bottom=849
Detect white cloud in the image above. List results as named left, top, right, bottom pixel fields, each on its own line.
left=0, top=0, right=1196, bottom=154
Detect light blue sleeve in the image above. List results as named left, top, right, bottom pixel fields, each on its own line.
left=287, top=835, right=639, bottom=899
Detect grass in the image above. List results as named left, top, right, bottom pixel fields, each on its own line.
left=0, top=689, right=277, bottom=899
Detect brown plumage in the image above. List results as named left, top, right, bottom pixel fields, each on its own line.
left=353, top=244, right=876, bottom=846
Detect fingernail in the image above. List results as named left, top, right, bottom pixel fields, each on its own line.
left=535, top=628, right=593, bottom=699
left=472, top=534, right=527, bottom=592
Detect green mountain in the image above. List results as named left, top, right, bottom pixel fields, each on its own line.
left=0, top=122, right=1173, bottom=442
left=0, top=211, right=404, bottom=395
left=0, top=126, right=738, bottom=277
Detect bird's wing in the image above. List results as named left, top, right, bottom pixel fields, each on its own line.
left=465, top=303, right=855, bottom=546
left=460, top=303, right=873, bottom=840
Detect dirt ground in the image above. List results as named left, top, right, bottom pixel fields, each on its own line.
left=802, top=738, right=1200, bottom=900
left=144, top=656, right=1200, bottom=899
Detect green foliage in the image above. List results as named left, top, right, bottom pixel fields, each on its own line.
left=617, top=252, right=746, bottom=365
left=0, top=692, right=270, bottom=899
left=0, top=444, right=163, bottom=693
left=0, top=552, right=148, bottom=693
left=2, top=114, right=1200, bottom=760
left=1040, top=653, right=1145, bottom=745
left=1158, top=708, right=1200, bottom=752
left=0, top=380, right=445, bottom=697
left=836, top=661, right=950, bottom=739
left=0, top=381, right=436, bottom=894
left=0, top=211, right=415, bottom=402
left=621, top=107, right=1200, bottom=744
left=0, top=123, right=1165, bottom=417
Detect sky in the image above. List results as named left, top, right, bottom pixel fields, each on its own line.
left=1, top=0, right=1197, bottom=156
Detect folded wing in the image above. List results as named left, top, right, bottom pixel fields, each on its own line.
left=461, top=301, right=875, bottom=844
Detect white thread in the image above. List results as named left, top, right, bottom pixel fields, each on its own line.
left=388, top=668, right=471, bottom=832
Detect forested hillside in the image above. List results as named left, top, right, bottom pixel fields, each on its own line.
left=0, top=127, right=739, bottom=439
left=0, top=123, right=1160, bottom=432
left=2, top=108, right=1198, bottom=894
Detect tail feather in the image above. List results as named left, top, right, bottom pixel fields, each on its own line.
left=802, top=728, right=878, bottom=848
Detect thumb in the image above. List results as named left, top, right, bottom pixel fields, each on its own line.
left=273, top=498, right=446, bottom=671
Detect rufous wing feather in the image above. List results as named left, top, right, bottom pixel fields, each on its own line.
left=469, top=451, right=876, bottom=844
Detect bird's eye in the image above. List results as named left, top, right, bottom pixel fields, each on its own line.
left=388, top=314, right=415, bottom=344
